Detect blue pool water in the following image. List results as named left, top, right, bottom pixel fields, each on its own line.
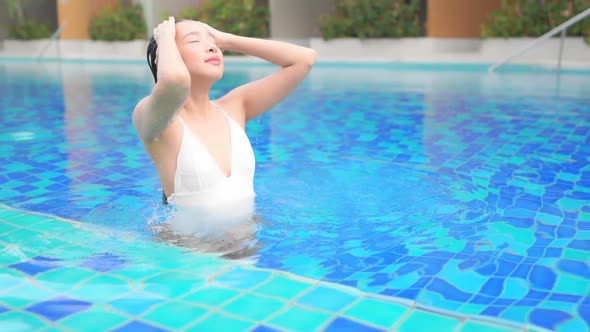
left=0, top=59, right=589, bottom=331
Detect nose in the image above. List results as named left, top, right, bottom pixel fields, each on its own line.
left=208, top=45, right=217, bottom=53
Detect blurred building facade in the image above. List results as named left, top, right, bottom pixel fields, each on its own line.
left=0, top=0, right=504, bottom=41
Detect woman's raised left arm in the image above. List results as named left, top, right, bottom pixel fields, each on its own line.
left=206, top=23, right=317, bottom=121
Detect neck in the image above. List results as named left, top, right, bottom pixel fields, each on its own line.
left=184, top=82, right=214, bottom=117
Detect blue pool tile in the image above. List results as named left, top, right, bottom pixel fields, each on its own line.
left=0, top=305, right=8, bottom=314
left=480, top=306, right=506, bottom=316
left=25, top=296, right=92, bottom=321
left=557, top=226, right=577, bottom=238
left=479, top=278, right=504, bottom=297
left=474, top=263, right=497, bottom=276
left=544, top=247, right=563, bottom=258
left=80, top=253, right=127, bottom=272
left=396, top=289, right=420, bottom=299
left=529, top=265, right=556, bottom=290
left=529, top=308, right=573, bottom=330
left=494, top=260, right=517, bottom=277
left=324, top=317, right=384, bottom=332
left=470, top=295, right=496, bottom=305
left=9, top=256, right=62, bottom=276
left=579, top=306, right=590, bottom=326
left=427, top=278, right=471, bottom=302
left=112, top=320, right=169, bottom=332
left=557, top=259, right=590, bottom=278
left=548, top=293, right=582, bottom=303
left=296, top=286, right=357, bottom=312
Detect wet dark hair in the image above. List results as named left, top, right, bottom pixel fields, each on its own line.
left=146, top=18, right=191, bottom=83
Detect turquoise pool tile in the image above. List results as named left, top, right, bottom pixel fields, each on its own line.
left=185, top=312, right=254, bottom=332
left=49, top=244, right=96, bottom=261
left=28, top=219, right=77, bottom=235
left=110, top=266, right=167, bottom=281
left=32, top=237, right=72, bottom=254
left=211, top=266, right=274, bottom=290
left=182, top=286, right=241, bottom=307
left=0, top=220, right=21, bottom=234
left=395, top=309, right=462, bottom=332
left=142, top=271, right=207, bottom=298
left=0, top=310, right=48, bottom=331
left=5, top=214, right=55, bottom=228
left=561, top=248, right=588, bottom=262
left=342, top=297, right=409, bottom=329
left=1, top=228, right=43, bottom=244
left=253, top=274, right=315, bottom=300
left=0, top=281, right=56, bottom=308
left=58, top=305, right=129, bottom=331
left=296, top=285, right=358, bottom=312
left=499, top=278, right=529, bottom=299
left=0, top=269, right=25, bottom=291
left=142, top=301, right=208, bottom=330
left=268, top=306, right=333, bottom=331
left=35, top=267, right=97, bottom=293
left=0, top=245, right=37, bottom=265
left=67, top=275, right=132, bottom=303
left=0, top=209, right=28, bottom=221
left=459, top=320, right=515, bottom=332
left=222, top=293, right=287, bottom=321
left=108, top=292, right=164, bottom=316
left=499, top=306, right=534, bottom=323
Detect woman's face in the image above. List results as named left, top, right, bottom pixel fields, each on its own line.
left=174, top=20, right=224, bottom=82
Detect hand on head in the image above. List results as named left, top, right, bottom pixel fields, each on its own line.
left=153, top=16, right=176, bottom=43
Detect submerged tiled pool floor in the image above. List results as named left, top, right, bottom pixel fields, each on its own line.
left=0, top=205, right=549, bottom=332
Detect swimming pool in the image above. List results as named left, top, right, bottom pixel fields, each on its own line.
left=0, top=59, right=589, bottom=331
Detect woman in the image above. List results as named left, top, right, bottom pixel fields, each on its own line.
left=133, top=17, right=316, bottom=243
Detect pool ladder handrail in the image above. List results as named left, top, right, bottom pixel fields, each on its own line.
left=488, top=7, right=590, bottom=73
left=37, top=21, right=67, bottom=61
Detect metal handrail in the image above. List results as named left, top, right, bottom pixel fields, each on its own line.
left=488, top=7, right=590, bottom=73
left=37, top=21, right=67, bottom=61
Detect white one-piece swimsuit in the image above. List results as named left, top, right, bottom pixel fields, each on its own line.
left=165, top=102, right=256, bottom=227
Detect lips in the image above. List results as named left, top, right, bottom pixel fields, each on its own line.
left=205, top=56, right=220, bottom=63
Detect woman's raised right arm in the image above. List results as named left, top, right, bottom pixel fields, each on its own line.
left=133, top=17, right=190, bottom=142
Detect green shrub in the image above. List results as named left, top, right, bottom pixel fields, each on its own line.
left=8, top=17, right=51, bottom=40
left=164, top=0, right=269, bottom=38
left=89, top=3, right=147, bottom=41
left=481, top=0, right=590, bottom=44
left=318, top=0, right=424, bottom=40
